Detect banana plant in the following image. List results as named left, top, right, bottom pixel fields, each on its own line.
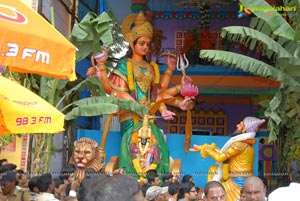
left=199, top=0, right=300, bottom=174
left=63, top=96, right=149, bottom=121
left=29, top=10, right=119, bottom=174
left=1, top=7, right=125, bottom=173
left=69, top=11, right=113, bottom=62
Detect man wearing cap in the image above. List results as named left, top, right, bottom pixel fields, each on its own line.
left=0, top=170, right=33, bottom=201
left=146, top=186, right=169, bottom=201
left=190, top=116, right=265, bottom=201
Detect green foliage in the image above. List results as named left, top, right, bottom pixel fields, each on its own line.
left=69, top=12, right=113, bottom=62
left=64, top=77, right=106, bottom=97
left=0, top=135, right=14, bottom=147
left=241, top=0, right=295, bottom=39
left=1, top=67, right=40, bottom=93
left=221, top=26, right=291, bottom=59
left=64, top=96, right=149, bottom=121
left=104, top=8, right=127, bottom=56
left=200, top=0, right=300, bottom=167
left=1, top=8, right=124, bottom=174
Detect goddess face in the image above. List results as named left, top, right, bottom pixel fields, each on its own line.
left=73, top=142, right=95, bottom=168
left=131, top=36, right=151, bottom=57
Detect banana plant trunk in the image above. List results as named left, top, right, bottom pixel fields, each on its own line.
left=42, top=134, right=53, bottom=173
left=42, top=79, right=59, bottom=173
left=33, top=134, right=46, bottom=174
left=32, top=79, right=59, bottom=174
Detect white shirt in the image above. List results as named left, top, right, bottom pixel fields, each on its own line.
left=35, top=192, right=59, bottom=201
left=268, top=182, right=300, bottom=201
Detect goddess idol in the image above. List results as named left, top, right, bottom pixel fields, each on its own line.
left=87, top=11, right=198, bottom=180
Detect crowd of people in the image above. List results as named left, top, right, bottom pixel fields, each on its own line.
left=0, top=158, right=299, bottom=201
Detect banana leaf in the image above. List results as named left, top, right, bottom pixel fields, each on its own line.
left=69, top=12, right=113, bottom=62
left=199, top=50, right=300, bottom=88
left=285, top=93, right=300, bottom=118
left=64, top=96, right=149, bottom=120
left=65, top=103, right=119, bottom=120
left=276, top=57, right=300, bottom=77
left=240, top=0, right=295, bottom=40
left=63, top=77, right=106, bottom=97
left=284, top=0, right=300, bottom=39
left=221, top=26, right=291, bottom=59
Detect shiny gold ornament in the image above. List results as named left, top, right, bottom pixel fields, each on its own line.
left=122, top=11, right=153, bottom=43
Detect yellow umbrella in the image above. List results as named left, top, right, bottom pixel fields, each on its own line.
left=0, top=0, right=77, bottom=81
left=0, top=76, right=64, bottom=134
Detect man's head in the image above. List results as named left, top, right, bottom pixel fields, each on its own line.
left=243, top=176, right=266, bottom=201
left=16, top=169, right=29, bottom=188
left=240, top=188, right=246, bottom=201
left=146, top=186, right=168, bottom=201
left=37, top=173, right=55, bottom=193
left=142, top=183, right=152, bottom=197
left=28, top=176, right=40, bottom=193
left=203, top=181, right=226, bottom=201
left=0, top=171, right=17, bottom=195
left=235, top=117, right=265, bottom=134
left=146, top=169, right=160, bottom=186
left=59, top=164, right=76, bottom=182
left=0, top=159, right=8, bottom=166
left=167, top=182, right=178, bottom=196
left=78, top=174, right=144, bottom=201
left=257, top=176, right=268, bottom=194
left=177, top=181, right=198, bottom=201
left=0, top=164, right=17, bottom=174
left=162, top=172, right=173, bottom=184
left=289, top=160, right=300, bottom=183
left=181, top=175, right=194, bottom=185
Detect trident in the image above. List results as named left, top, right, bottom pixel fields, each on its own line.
left=176, top=54, right=189, bottom=76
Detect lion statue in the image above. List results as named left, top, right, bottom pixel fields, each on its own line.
left=69, top=137, right=104, bottom=182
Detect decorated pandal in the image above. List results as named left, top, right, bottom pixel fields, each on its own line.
left=68, top=116, right=264, bottom=201
left=63, top=10, right=266, bottom=201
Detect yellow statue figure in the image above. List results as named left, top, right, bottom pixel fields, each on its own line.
left=86, top=11, right=197, bottom=180
left=130, top=115, right=160, bottom=179
left=190, top=116, right=265, bottom=201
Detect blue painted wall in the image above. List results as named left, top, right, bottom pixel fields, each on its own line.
left=76, top=129, right=259, bottom=188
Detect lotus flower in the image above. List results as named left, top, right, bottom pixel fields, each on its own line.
left=181, top=83, right=199, bottom=98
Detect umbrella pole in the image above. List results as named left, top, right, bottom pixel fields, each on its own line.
left=99, top=114, right=114, bottom=163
